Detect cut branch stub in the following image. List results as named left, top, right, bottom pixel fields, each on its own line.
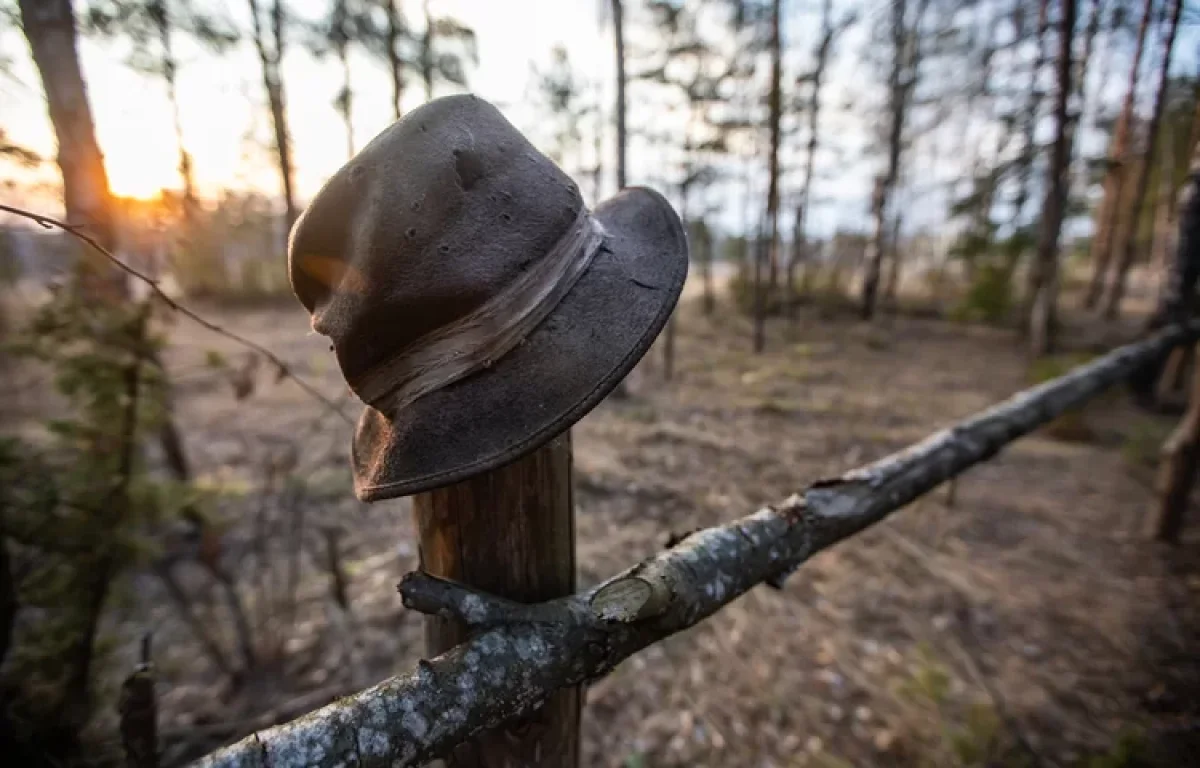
left=589, top=575, right=671, bottom=623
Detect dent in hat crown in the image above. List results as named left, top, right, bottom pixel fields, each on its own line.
left=288, top=94, right=586, bottom=407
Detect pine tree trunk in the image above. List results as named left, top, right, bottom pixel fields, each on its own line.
left=387, top=0, right=404, bottom=120
left=1128, top=143, right=1200, bottom=403
left=755, top=0, right=783, bottom=353
left=787, top=202, right=803, bottom=321
left=884, top=213, right=903, bottom=304
left=337, top=38, right=355, bottom=160
left=863, top=0, right=925, bottom=320
left=1067, top=0, right=1104, bottom=199
left=1010, top=0, right=1050, bottom=234
left=612, top=0, right=627, bottom=190
left=421, top=0, right=434, bottom=101
left=1083, top=0, right=1154, bottom=309
left=1103, top=0, right=1183, bottom=320
left=862, top=174, right=888, bottom=319
left=1153, top=340, right=1200, bottom=542
left=18, top=0, right=122, bottom=296
left=249, top=0, right=298, bottom=232
left=1163, top=148, right=1200, bottom=325
left=1029, top=0, right=1077, bottom=358
left=793, top=0, right=833, bottom=321
left=608, top=0, right=630, bottom=398
left=701, top=223, right=714, bottom=315
left=1152, top=96, right=1200, bottom=303
left=152, top=0, right=196, bottom=216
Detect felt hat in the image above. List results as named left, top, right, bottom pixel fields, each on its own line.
left=289, top=94, right=688, bottom=501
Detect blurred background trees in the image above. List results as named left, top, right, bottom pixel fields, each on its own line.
left=4, top=0, right=1200, bottom=764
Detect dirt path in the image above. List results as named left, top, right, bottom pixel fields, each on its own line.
left=103, top=297, right=1200, bottom=766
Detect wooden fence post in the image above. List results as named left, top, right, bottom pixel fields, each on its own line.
left=1153, top=343, right=1200, bottom=542
left=412, top=432, right=579, bottom=767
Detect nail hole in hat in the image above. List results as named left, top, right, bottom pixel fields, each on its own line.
left=406, top=227, right=418, bottom=239
left=438, top=244, right=451, bottom=255
left=411, top=201, right=421, bottom=211
left=500, top=213, right=513, bottom=223
left=453, top=148, right=486, bottom=191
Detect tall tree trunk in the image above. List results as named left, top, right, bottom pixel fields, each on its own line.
left=1068, top=0, right=1105, bottom=201
left=386, top=0, right=404, bottom=120
left=884, top=212, right=903, bottom=303
left=612, top=0, right=627, bottom=190
left=1152, top=95, right=1200, bottom=301
left=248, top=0, right=298, bottom=233
left=152, top=0, right=196, bottom=216
left=421, top=0, right=434, bottom=101
left=862, top=0, right=914, bottom=320
left=336, top=38, right=354, bottom=160
left=1029, top=0, right=1078, bottom=358
left=592, top=109, right=603, bottom=204
left=1083, top=0, right=1153, bottom=308
left=1151, top=143, right=1200, bottom=327
left=18, top=0, right=122, bottom=296
left=1010, top=0, right=1051, bottom=234
left=754, top=0, right=782, bottom=353
left=787, top=201, right=803, bottom=320
left=700, top=220, right=714, bottom=315
left=1103, top=0, right=1182, bottom=319
left=665, top=167, right=689, bottom=380
left=1129, top=142, right=1200, bottom=404
left=792, top=0, right=834, bottom=319
left=608, top=0, right=630, bottom=398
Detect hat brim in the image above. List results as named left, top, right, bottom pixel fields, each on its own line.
left=350, top=186, right=688, bottom=501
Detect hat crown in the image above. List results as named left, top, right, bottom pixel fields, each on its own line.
left=288, top=95, right=585, bottom=401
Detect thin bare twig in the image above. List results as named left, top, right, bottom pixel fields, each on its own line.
left=0, top=203, right=351, bottom=424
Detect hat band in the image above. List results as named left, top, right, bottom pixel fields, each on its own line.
left=356, top=208, right=607, bottom=411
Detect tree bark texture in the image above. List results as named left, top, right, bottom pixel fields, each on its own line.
left=411, top=433, right=579, bottom=768
left=1028, top=0, right=1077, bottom=358
left=386, top=0, right=404, bottom=120
left=194, top=320, right=1200, bottom=768
left=18, top=0, right=122, bottom=295
left=1084, top=0, right=1153, bottom=309
left=1102, top=0, right=1183, bottom=320
left=1154, top=341, right=1200, bottom=542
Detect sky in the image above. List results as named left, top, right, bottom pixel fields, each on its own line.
left=2, top=0, right=609, bottom=202
left=2, top=0, right=1196, bottom=241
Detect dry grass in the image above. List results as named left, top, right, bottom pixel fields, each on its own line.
left=5, top=290, right=1198, bottom=767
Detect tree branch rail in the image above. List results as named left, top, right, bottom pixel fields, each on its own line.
left=194, top=322, right=1195, bottom=768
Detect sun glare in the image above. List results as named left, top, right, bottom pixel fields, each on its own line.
left=108, top=160, right=173, bottom=201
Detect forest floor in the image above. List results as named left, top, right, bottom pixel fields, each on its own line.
left=7, top=282, right=1200, bottom=767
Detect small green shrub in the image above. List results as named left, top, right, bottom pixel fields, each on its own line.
left=1, top=282, right=177, bottom=765
left=952, top=263, right=1014, bottom=325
